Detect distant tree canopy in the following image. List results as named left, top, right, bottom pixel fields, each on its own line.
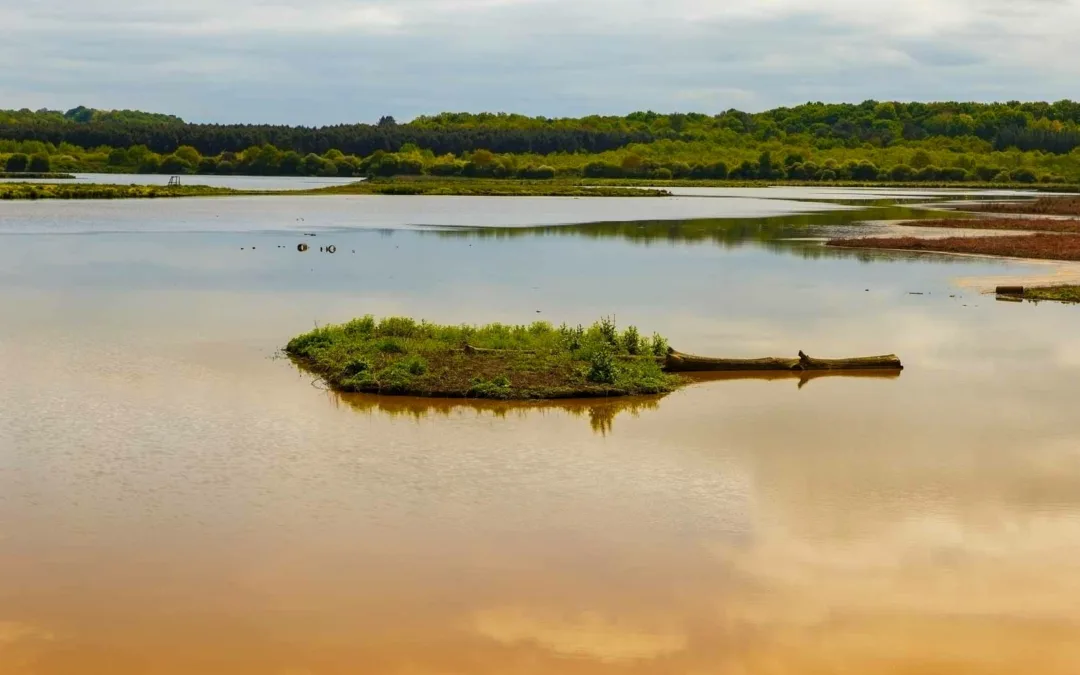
left=3, top=100, right=1080, bottom=157
left=3, top=101, right=1080, bottom=183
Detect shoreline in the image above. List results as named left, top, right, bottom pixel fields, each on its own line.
left=0, top=176, right=1075, bottom=200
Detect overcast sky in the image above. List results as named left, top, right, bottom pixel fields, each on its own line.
left=2, top=0, right=1078, bottom=124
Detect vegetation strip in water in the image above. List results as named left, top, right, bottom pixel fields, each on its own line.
left=828, top=233, right=1080, bottom=261
left=1014, top=285, right=1080, bottom=303
left=970, top=197, right=1080, bottom=216
left=286, top=316, right=680, bottom=400
left=0, top=183, right=249, bottom=200
left=309, top=177, right=669, bottom=197
left=902, top=218, right=1080, bottom=233
left=0, top=171, right=75, bottom=179
left=0, top=178, right=667, bottom=200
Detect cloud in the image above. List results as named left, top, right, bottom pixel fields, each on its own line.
left=1, top=0, right=1079, bottom=123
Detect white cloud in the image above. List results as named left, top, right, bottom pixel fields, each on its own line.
left=1, top=0, right=1079, bottom=122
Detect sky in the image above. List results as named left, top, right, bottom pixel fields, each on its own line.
left=2, top=0, right=1079, bottom=125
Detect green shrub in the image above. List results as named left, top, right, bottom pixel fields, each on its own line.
left=650, top=333, right=669, bottom=357
left=587, top=346, right=617, bottom=384
left=375, top=338, right=406, bottom=354
left=622, top=326, right=641, bottom=355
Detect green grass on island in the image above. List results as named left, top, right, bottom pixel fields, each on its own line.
left=0, top=182, right=247, bottom=200
left=1019, top=285, right=1080, bottom=303
left=313, top=177, right=668, bottom=197
left=286, top=316, right=681, bottom=400
left=0, top=171, right=75, bottom=179
left=0, top=177, right=668, bottom=200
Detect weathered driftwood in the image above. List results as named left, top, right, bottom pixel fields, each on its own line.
left=795, top=350, right=903, bottom=370
left=996, top=285, right=1024, bottom=295
left=664, top=349, right=902, bottom=373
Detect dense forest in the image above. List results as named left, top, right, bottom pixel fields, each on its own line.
left=3, top=101, right=1080, bottom=182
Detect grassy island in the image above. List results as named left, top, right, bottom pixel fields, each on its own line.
left=0, top=171, right=75, bottom=179
left=286, top=316, right=680, bottom=400
left=0, top=177, right=668, bottom=200
left=316, top=177, right=669, bottom=197
left=0, top=183, right=246, bottom=200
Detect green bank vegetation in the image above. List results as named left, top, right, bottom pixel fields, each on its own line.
left=0, top=171, right=74, bottom=179
left=285, top=316, right=680, bottom=400
left=319, top=177, right=668, bottom=197
left=6, top=101, right=1080, bottom=183
left=0, top=178, right=670, bottom=200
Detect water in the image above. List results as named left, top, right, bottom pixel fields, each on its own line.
left=2, top=189, right=1079, bottom=674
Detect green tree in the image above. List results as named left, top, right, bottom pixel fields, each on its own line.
left=138, top=153, right=162, bottom=174
left=28, top=153, right=50, bottom=172
left=173, top=145, right=201, bottom=166
left=280, top=151, right=303, bottom=175
left=107, top=148, right=129, bottom=166
left=159, top=155, right=193, bottom=174
left=910, top=150, right=933, bottom=169
left=5, top=153, right=29, bottom=172
left=889, top=164, right=914, bottom=181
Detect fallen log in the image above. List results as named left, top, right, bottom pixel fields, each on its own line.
left=665, top=351, right=800, bottom=372
left=664, top=349, right=902, bottom=373
left=796, top=350, right=903, bottom=371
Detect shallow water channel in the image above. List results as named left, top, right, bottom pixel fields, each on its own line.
left=1, top=189, right=1079, bottom=674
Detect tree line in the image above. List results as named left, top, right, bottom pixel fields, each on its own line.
left=4, top=100, right=1080, bottom=157
left=3, top=141, right=1069, bottom=184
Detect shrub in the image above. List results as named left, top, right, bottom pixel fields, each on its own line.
left=468, top=375, right=512, bottom=399
left=915, top=166, right=940, bottom=181
left=650, top=333, right=669, bottom=357
left=653, top=167, right=673, bottom=180
left=587, top=346, right=617, bottom=385
left=377, top=316, right=419, bottom=337
left=1010, top=168, right=1038, bottom=183
left=375, top=338, right=406, bottom=354
left=28, top=153, right=50, bottom=173
left=597, top=316, right=618, bottom=345
left=5, top=153, right=29, bottom=172
left=583, top=161, right=624, bottom=178
left=622, top=326, right=641, bottom=355
left=341, top=358, right=371, bottom=377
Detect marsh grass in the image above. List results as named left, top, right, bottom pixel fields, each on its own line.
left=1021, top=285, right=1080, bottom=303
left=0, top=183, right=245, bottom=199
left=971, top=197, right=1080, bottom=216
left=311, top=177, right=669, bottom=197
left=903, top=218, right=1080, bottom=234
left=828, top=233, right=1080, bottom=261
left=286, top=316, right=681, bottom=399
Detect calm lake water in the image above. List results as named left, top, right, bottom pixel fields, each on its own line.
left=2, top=189, right=1080, bottom=674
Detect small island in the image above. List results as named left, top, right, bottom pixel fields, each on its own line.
left=286, top=316, right=902, bottom=400
left=287, top=316, right=680, bottom=399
